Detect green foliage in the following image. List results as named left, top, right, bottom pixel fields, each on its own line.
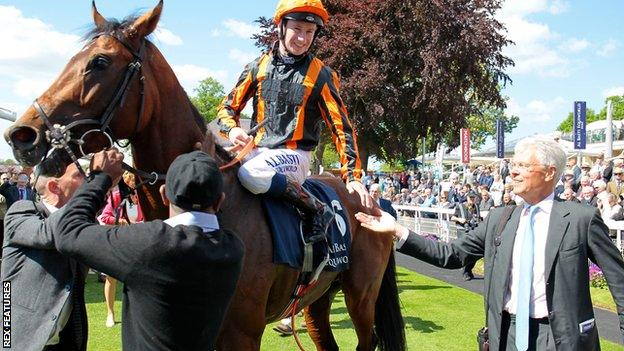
left=322, top=140, right=341, bottom=169
left=465, top=104, right=519, bottom=149
left=190, top=77, right=225, bottom=123
left=557, top=96, right=624, bottom=132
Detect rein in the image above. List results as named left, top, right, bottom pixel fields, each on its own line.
left=219, top=118, right=269, bottom=171
left=30, top=33, right=165, bottom=185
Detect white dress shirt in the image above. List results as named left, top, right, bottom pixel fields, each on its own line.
left=164, top=211, right=220, bottom=232
left=503, top=192, right=554, bottom=318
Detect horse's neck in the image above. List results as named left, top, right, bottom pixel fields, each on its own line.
left=130, top=45, right=206, bottom=220
left=132, top=47, right=205, bottom=175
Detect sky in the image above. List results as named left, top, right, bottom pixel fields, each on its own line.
left=0, top=0, right=622, bottom=161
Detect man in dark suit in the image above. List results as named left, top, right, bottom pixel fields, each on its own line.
left=369, top=183, right=397, bottom=219
left=0, top=172, right=35, bottom=209
left=51, top=149, right=244, bottom=350
left=1, top=156, right=88, bottom=351
left=500, top=159, right=510, bottom=183
left=356, top=136, right=624, bottom=351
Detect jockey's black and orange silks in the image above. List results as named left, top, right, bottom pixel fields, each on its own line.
left=217, top=52, right=362, bottom=182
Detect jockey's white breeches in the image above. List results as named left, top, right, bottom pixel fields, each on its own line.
left=238, top=148, right=312, bottom=195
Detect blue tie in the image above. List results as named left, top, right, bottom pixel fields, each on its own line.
left=18, top=188, right=25, bottom=200
left=516, top=205, right=538, bottom=351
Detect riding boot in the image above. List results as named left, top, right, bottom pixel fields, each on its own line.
left=282, top=179, right=335, bottom=244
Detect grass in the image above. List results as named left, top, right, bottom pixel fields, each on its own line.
left=84, top=268, right=622, bottom=350
left=473, top=260, right=618, bottom=312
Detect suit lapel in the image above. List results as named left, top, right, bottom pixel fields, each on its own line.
left=496, top=206, right=523, bottom=287
left=544, top=200, right=571, bottom=280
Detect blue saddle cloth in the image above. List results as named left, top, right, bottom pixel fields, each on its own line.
left=261, top=178, right=351, bottom=272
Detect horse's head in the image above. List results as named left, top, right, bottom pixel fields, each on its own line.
left=5, top=1, right=163, bottom=166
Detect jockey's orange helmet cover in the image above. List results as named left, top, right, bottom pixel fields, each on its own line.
left=274, top=0, right=330, bottom=26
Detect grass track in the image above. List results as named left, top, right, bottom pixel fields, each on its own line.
left=84, top=267, right=622, bottom=350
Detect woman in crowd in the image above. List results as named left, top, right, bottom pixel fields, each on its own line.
left=97, top=171, right=144, bottom=327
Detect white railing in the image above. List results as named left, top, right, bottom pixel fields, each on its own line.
left=604, top=220, right=624, bottom=253
left=393, top=205, right=457, bottom=242
left=394, top=205, right=623, bottom=254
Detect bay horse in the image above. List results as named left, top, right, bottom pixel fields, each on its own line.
left=4, top=2, right=405, bottom=350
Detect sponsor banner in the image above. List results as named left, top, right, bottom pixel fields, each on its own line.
left=496, top=119, right=505, bottom=159
left=574, top=101, right=586, bottom=150
left=460, top=128, right=470, bottom=164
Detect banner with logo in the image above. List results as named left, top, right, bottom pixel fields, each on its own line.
left=574, top=101, right=586, bottom=150
left=460, top=128, right=470, bottom=164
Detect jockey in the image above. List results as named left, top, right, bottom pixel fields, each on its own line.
left=217, top=0, right=372, bottom=243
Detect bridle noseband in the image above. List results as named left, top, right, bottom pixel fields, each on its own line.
left=30, top=33, right=164, bottom=185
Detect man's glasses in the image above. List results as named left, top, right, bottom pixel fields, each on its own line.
left=510, top=162, right=546, bottom=171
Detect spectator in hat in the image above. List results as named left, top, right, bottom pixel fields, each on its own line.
left=50, top=149, right=244, bottom=350
left=563, top=157, right=581, bottom=184
left=607, top=167, right=624, bottom=199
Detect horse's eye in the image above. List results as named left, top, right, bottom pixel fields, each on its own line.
left=90, top=55, right=111, bottom=70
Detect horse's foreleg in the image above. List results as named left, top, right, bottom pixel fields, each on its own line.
left=303, top=284, right=341, bottom=351
left=341, top=229, right=393, bottom=351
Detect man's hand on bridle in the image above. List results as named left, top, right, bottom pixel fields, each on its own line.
left=90, top=148, right=124, bottom=186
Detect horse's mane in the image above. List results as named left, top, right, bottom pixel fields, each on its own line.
left=82, top=14, right=148, bottom=42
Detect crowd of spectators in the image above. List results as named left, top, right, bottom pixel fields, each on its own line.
left=365, top=152, right=624, bottom=227
left=363, top=159, right=518, bottom=215
left=364, top=154, right=624, bottom=278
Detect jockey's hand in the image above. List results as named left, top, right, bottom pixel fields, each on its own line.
left=355, top=211, right=408, bottom=241
left=228, top=127, right=253, bottom=149
left=90, top=148, right=124, bottom=185
left=347, top=180, right=379, bottom=214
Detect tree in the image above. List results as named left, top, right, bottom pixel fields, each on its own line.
left=190, top=77, right=225, bottom=123
left=254, top=0, right=513, bottom=170
left=465, top=102, right=519, bottom=149
left=556, top=96, right=624, bottom=132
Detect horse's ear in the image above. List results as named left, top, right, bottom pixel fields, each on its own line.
left=130, top=0, right=163, bottom=38
left=91, top=0, right=107, bottom=29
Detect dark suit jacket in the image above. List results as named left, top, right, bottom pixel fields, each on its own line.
left=52, top=173, right=244, bottom=350
left=379, top=198, right=397, bottom=219
left=0, top=182, right=35, bottom=209
left=397, top=200, right=624, bottom=351
left=1, top=201, right=87, bottom=351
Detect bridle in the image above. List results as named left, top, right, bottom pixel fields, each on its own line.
left=29, top=32, right=165, bottom=185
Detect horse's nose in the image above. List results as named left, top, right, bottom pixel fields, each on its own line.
left=5, top=125, right=40, bottom=151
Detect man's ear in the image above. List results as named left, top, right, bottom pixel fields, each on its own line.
left=159, top=184, right=170, bottom=207
left=212, top=192, right=226, bottom=213
left=545, top=166, right=557, bottom=182
left=47, top=179, right=60, bottom=196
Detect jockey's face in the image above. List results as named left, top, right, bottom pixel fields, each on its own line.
left=280, top=19, right=316, bottom=56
